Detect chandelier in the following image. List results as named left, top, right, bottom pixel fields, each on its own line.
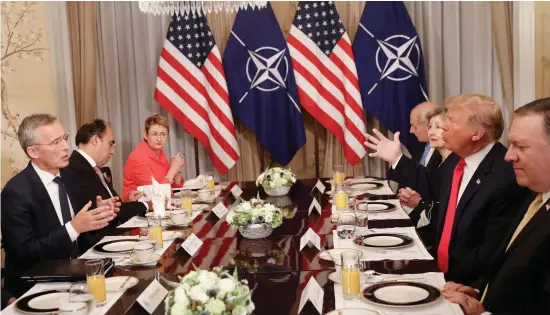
left=138, top=1, right=268, bottom=16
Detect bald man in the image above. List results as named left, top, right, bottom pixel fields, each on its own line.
left=387, top=102, right=442, bottom=199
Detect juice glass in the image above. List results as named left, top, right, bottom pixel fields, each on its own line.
left=333, top=164, right=345, bottom=185
left=205, top=172, right=216, bottom=191
left=341, top=251, right=361, bottom=300
left=85, top=259, right=106, bottom=307
left=147, top=215, right=163, bottom=248
left=334, top=183, right=348, bottom=211
left=181, top=190, right=193, bottom=211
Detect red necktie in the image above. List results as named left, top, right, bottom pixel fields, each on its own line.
left=437, top=158, right=467, bottom=273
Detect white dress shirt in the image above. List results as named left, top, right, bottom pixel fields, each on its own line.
left=423, top=147, right=435, bottom=167
left=458, top=142, right=495, bottom=202
left=77, top=149, right=114, bottom=197
left=31, top=163, right=79, bottom=242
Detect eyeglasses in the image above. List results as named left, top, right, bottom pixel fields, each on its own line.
left=148, top=132, right=167, bottom=138
left=34, top=133, right=70, bottom=148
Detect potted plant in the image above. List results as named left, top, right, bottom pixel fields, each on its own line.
left=226, top=198, right=283, bottom=239
left=255, top=167, right=296, bottom=196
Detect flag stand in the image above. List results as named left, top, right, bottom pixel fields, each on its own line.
left=194, top=138, right=200, bottom=176
left=314, top=120, right=320, bottom=179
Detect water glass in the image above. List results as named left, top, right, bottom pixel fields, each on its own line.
left=69, top=282, right=95, bottom=312
left=336, top=212, right=356, bottom=240
left=341, top=251, right=362, bottom=300
left=54, top=297, right=88, bottom=315
left=84, top=260, right=106, bottom=307
left=147, top=215, right=163, bottom=248
left=333, top=164, right=345, bottom=185
left=354, top=200, right=369, bottom=236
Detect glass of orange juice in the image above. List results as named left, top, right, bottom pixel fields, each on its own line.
left=181, top=190, right=193, bottom=211
left=85, top=259, right=106, bottom=307
left=341, top=251, right=361, bottom=300
left=333, top=164, right=345, bottom=185
left=334, top=183, right=348, bottom=211
left=147, top=215, right=163, bottom=248
left=205, top=172, right=216, bottom=191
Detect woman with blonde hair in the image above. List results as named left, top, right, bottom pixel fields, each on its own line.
left=122, top=115, right=184, bottom=200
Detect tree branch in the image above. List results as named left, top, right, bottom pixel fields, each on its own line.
left=2, top=47, right=47, bottom=61
left=3, top=3, right=33, bottom=57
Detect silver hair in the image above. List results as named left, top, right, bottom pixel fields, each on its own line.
left=18, top=113, right=58, bottom=157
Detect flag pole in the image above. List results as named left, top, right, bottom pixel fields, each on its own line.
left=194, top=138, right=200, bottom=176
left=314, top=120, right=320, bottom=179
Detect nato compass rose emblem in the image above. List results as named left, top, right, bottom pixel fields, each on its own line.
left=238, top=46, right=289, bottom=103
left=358, top=24, right=428, bottom=99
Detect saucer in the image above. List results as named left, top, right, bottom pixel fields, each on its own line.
left=126, top=254, right=161, bottom=266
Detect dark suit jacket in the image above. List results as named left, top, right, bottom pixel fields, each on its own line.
left=481, top=193, right=550, bottom=315
left=387, top=148, right=442, bottom=200
left=392, top=142, right=529, bottom=284
left=64, top=151, right=146, bottom=224
left=0, top=163, right=86, bottom=296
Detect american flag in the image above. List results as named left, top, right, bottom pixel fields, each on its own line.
left=155, top=13, right=240, bottom=174
left=287, top=1, right=366, bottom=165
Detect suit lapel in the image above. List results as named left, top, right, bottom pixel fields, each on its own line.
left=24, top=163, right=63, bottom=229
left=506, top=198, right=550, bottom=255
left=450, top=147, right=497, bottom=238
left=71, top=151, right=113, bottom=197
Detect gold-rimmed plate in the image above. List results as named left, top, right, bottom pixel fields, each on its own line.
left=362, top=281, right=441, bottom=307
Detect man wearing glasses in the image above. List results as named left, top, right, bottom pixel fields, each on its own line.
left=1, top=114, right=118, bottom=297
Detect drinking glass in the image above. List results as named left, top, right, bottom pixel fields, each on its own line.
left=205, top=172, right=216, bottom=191
left=334, top=183, right=348, bottom=211
left=69, top=282, right=95, bottom=312
left=84, top=260, right=106, bottom=307
left=341, top=251, right=361, bottom=300
left=333, top=165, right=345, bottom=185
left=181, top=190, right=193, bottom=211
left=54, top=297, right=88, bottom=315
left=147, top=215, right=163, bottom=248
left=354, top=200, right=369, bottom=236
left=336, top=212, right=356, bottom=240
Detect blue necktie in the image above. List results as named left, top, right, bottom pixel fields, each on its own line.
left=419, top=144, right=431, bottom=166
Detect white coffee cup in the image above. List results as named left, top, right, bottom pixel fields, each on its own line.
left=131, top=242, right=155, bottom=262
left=170, top=210, right=191, bottom=225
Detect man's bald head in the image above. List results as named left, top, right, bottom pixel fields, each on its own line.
left=410, top=102, right=438, bottom=142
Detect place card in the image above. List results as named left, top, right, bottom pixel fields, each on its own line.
left=300, top=228, right=321, bottom=251
left=308, top=197, right=321, bottom=215
left=212, top=202, right=229, bottom=219
left=311, top=179, right=326, bottom=194
left=298, top=276, right=324, bottom=314
left=181, top=233, right=203, bottom=256
left=137, top=279, right=169, bottom=314
left=230, top=184, right=243, bottom=198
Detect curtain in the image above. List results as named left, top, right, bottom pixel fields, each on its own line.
left=43, top=2, right=78, bottom=140
left=404, top=1, right=507, bottom=143
left=491, top=2, right=514, bottom=130
left=67, top=1, right=97, bottom=127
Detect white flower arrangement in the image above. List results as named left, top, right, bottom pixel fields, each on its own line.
left=255, top=167, right=296, bottom=190
left=226, top=198, right=283, bottom=229
left=165, top=267, right=255, bottom=315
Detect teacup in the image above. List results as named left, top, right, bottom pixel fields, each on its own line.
left=170, top=210, right=191, bottom=225
left=131, top=242, right=155, bottom=263
left=197, top=189, right=220, bottom=202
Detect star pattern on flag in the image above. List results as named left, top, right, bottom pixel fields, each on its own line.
left=167, top=14, right=215, bottom=68
left=292, top=1, right=345, bottom=55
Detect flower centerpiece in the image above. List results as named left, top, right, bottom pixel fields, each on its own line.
left=255, top=167, right=296, bottom=196
left=226, top=198, right=283, bottom=239
left=165, top=267, right=254, bottom=315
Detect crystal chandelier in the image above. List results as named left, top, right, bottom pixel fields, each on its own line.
left=138, top=1, right=268, bottom=16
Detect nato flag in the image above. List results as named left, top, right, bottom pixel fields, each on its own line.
left=353, top=1, right=428, bottom=148
left=224, top=3, right=305, bottom=166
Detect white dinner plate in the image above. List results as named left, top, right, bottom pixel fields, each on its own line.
left=362, top=281, right=441, bottom=307
left=325, top=309, right=381, bottom=315
left=15, top=290, right=69, bottom=314
left=93, top=239, right=140, bottom=254
left=105, top=276, right=139, bottom=292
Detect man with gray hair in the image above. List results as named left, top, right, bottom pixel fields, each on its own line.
left=1, top=114, right=118, bottom=297
left=365, top=94, right=529, bottom=285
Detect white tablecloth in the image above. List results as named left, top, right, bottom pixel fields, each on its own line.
left=334, top=272, right=464, bottom=315
left=2, top=282, right=125, bottom=315
left=333, top=227, right=433, bottom=261
left=79, top=235, right=175, bottom=266
left=117, top=208, right=205, bottom=229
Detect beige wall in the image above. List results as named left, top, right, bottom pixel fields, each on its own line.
left=535, top=2, right=550, bottom=99
left=1, top=1, right=56, bottom=187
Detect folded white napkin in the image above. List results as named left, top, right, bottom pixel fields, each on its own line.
left=182, top=174, right=206, bottom=190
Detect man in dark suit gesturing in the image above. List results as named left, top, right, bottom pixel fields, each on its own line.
left=365, top=94, right=528, bottom=285
left=443, top=97, right=550, bottom=315
left=64, top=119, right=149, bottom=223
left=1, top=114, right=117, bottom=297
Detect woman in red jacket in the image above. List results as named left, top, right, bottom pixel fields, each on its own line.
left=122, top=115, right=184, bottom=200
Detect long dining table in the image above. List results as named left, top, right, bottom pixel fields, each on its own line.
left=75, top=178, right=439, bottom=315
